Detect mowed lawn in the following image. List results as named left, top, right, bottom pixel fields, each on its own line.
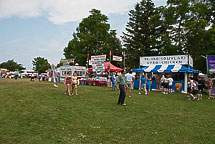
left=0, top=79, right=215, bottom=144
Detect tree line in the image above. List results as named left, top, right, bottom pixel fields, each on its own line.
left=0, top=57, right=51, bottom=74
left=64, top=0, right=215, bottom=73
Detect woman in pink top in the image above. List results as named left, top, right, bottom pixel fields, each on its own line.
left=64, top=72, right=72, bottom=96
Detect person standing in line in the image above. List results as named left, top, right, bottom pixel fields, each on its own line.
left=64, top=72, right=72, bottom=96
left=125, top=70, right=135, bottom=98
left=163, top=75, right=169, bottom=94
left=117, top=70, right=127, bottom=106
left=146, top=75, right=151, bottom=95
left=207, top=77, right=214, bottom=99
left=139, top=74, right=147, bottom=95
left=187, top=77, right=196, bottom=100
left=155, top=74, right=161, bottom=91
left=168, top=75, right=174, bottom=93
left=72, top=72, right=78, bottom=96
left=111, top=72, right=116, bottom=91
left=160, top=75, right=165, bottom=93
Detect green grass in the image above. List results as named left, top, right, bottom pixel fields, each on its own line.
left=0, top=79, right=215, bottom=144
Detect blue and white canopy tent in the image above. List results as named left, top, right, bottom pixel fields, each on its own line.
left=132, top=64, right=200, bottom=93
left=132, top=64, right=199, bottom=73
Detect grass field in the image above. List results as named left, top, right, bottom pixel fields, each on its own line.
left=0, top=78, right=215, bottom=144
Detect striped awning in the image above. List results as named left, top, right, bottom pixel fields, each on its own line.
left=132, top=65, right=199, bottom=73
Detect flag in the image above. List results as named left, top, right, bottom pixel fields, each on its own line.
left=113, top=56, right=122, bottom=61
left=110, top=50, right=112, bottom=56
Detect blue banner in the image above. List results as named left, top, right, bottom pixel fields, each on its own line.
left=207, top=55, right=215, bottom=74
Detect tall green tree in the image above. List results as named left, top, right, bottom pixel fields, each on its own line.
left=32, top=57, right=51, bottom=74
left=64, top=9, right=122, bottom=66
left=164, top=0, right=214, bottom=72
left=122, top=0, right=163, bottom=68
left=0, top=60, right=25, bottom=71
left=165, top=0, right=192, bottom=54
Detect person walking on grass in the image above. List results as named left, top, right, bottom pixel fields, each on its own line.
left=125, top=70, right=135, bottom=98
left=72, top=72, right=78, bottom=96
left=64, top=72, right=72, bottom=96
left=207, top=77, right=214, bottom=99
left=117, top=70, right=127, bottom=106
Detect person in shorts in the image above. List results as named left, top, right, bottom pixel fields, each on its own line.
left=30, top=74, right=35, bottom=81
left=146, top=75, right=151, bottom=95
left=163, top=75, right=169, bottom=94
left=168, top=75, right=174, bottom=93
left=160, top=75, right=165, bottom=93
left=187, top=77, right=196, bottom=100
left=72, top=72, right=78, bottom=96
left=64, top=72, right=72, bottom=96
left=207, top=77, right=214, bottom=99
left=139, top=74, right=147, bottom=95
left=125, top=71, right=135, bottom=97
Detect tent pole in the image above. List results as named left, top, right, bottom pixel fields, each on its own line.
left=184, top=72, right=188, bottom=93
left=139, top=72, right=142, bottom=92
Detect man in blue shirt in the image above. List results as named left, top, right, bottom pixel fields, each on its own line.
left=139, top=74, right=147, bottom=95
left=111, top=73, right=116, bottom=91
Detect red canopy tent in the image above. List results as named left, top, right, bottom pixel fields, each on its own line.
left=88, top=62, right=122, bottom=72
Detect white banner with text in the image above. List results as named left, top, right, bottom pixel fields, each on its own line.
left=140, top=55, right=193, bottom=67
left=113, top=55, right=122, bottom=61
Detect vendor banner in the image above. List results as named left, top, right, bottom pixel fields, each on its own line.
left=91, top=55, right=106, bottom=62
left=92, top=62, right=105, bottom=72
left=113, top=55, right=122, bottom=61
left=60, top=59, right=75, bottom=64
left=207, top=55, right=215, bottom=74
left=140, top=55, right=193, bottom=66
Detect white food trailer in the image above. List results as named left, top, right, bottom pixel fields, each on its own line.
left=59, top=65, right=87, bottom=83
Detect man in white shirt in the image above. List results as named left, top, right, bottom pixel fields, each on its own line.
left=168, top=75, right=174, bottom=93
left=125, top=71, right=135, bottom=97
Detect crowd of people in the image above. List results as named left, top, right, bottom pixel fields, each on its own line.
left=187, top=76, right=214, bottom=100
left=1, top=68, right=214, bottom=105
left=110, top=71, right=214, bottom=106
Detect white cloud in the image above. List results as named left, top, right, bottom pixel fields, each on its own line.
left=0, top=0, right=140, bottom=24
left=0, top=0, right=41, bottom=18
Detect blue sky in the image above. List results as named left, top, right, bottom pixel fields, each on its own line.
left=0, top=0, right=167, bottom=70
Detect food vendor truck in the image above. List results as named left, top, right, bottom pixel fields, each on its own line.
left=59, top=65, right=87, bottom=83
